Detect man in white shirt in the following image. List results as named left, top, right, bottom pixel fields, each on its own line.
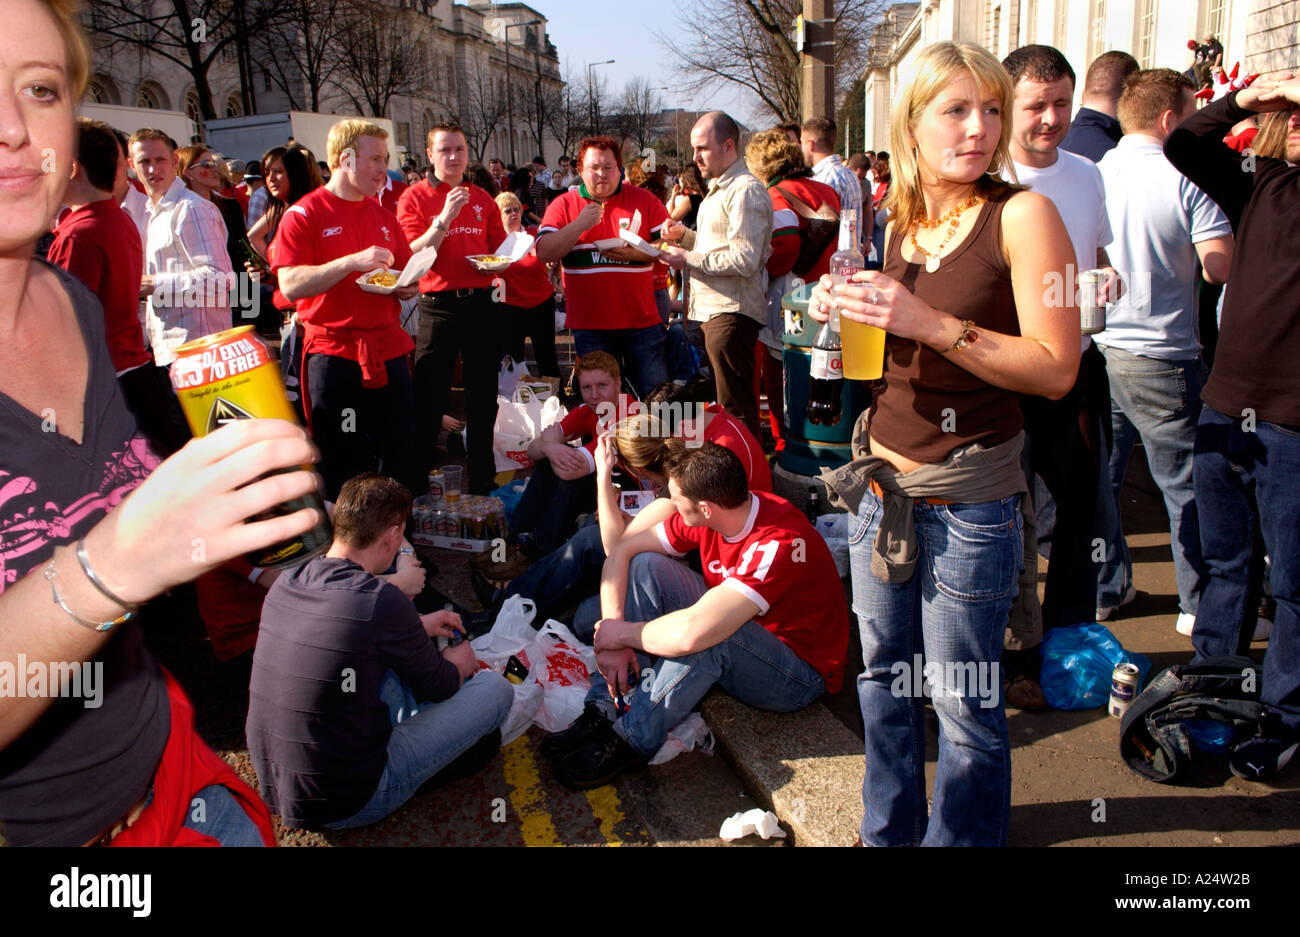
left=128, top=128, right=235, bottom=368
left=801, top=117, right=861, bottom=230
left=1096, top=69, right=1234, bottom=635
left=1001, top=45, right=1126, bottom=642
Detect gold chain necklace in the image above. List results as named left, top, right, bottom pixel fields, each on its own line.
left=909, top=194, right=983, bottom=273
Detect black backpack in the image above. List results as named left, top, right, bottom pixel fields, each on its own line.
left=1119, top=655, right=1263, bottom=783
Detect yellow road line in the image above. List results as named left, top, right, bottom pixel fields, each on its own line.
left=502, top=737, right=561, bottom=847
left=584, top=785, right=624, bottom=846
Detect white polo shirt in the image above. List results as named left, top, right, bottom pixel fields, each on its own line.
left=1095, top=135, right=1232, bottom=360
left=1007, top=149, right=1112, bottom=353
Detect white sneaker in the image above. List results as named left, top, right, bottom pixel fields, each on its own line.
left=1174, top=615, right=1272, bottom=641
left=1097, top=584, right=1138, bottom=622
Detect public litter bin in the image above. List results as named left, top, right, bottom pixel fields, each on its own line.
left=778, top=283, right=872, bottom=477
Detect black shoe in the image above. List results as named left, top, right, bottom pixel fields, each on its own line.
left=471, top=568, right=504, bottom=609
left=553, top=719, right=647, bottom=790
left=537, top=703, right=610, bottom=762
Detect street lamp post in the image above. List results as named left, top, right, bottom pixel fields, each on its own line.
left=587, top=59, right=614, bottom=135
left=503, top=19, right=543, bottom=166
left=649, top=85, right=675, bottom=168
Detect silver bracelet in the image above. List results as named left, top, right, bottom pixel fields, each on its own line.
left=75, top=539, right=141, bottom=612
left=45, top=560, right=135, bottom=632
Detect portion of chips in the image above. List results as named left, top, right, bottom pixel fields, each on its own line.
left=470, top=255, right=510, bottom=264
left=365, top=270, right=399, bottom=287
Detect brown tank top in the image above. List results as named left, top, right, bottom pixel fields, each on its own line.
left=869, top=189, right=1022, bottom=463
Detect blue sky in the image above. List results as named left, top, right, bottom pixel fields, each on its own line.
left=535, top=0, right=759, bottom=125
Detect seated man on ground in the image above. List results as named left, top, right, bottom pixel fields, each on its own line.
left=542, top=442, right=848, bottom=789
left=478, top=380, right=773, bottom=624
left=246, top=473, right=514, bottom=830
left=478, top=351, right=637, bottom=581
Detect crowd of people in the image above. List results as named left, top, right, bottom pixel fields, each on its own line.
left=2, top=0, right=1297, bottom=848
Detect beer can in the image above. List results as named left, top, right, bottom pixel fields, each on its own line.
left=1077, top=269, right=1107, bottom=334
left=1108, top=663, right=1141, bottom=718
left=170, top=326, right=332, bottom=568
left=427, top=469, right=444, bottom=503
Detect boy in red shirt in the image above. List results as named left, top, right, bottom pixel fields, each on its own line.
left=397, top=122, right=509, bottom=494
left=544, top=442, right=849, bottom=789
left=487, top=352, right=639, bottom=572
left=274, top=119, right=420, bottom=497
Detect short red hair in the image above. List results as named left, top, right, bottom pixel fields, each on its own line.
left=577, top=136, right=622, bottom=172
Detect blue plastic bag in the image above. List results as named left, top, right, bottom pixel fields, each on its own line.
left=1039, top=623, right=1151, bottom=711
left=490, top=480, right=528, bottom=524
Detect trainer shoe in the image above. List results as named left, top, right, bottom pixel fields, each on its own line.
left=1096, top=583, right=1137, bottom=622
left=553, top=718, right=647, bottom=790
left=1174, top=614, right=1272, bottom=641
left=538, top=703, right=611, bottom=762
left=1230, top=733, right=1298, bottom=782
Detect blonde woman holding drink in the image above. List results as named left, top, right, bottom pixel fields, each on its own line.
left=808, top=41, right=1078, bottom=846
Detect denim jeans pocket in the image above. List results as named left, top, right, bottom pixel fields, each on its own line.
left=1119, top=366, right=1187, bottom=421
left=928, top=497, right=1019, bottom=602
left=849, top=488, right=881, bottom=547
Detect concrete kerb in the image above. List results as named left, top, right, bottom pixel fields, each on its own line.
left=700, top=694, right=863, bottom=847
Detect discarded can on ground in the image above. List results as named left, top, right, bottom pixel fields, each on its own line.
left=1109, top=662, right=1141, bottom=718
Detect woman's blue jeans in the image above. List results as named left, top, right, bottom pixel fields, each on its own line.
left=850, top=487, right=1022, bottom=846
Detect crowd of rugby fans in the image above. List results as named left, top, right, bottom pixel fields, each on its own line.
left=3, top=0, right=1297, bottom=846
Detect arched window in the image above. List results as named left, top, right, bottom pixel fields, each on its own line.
left=225, top=95, right=243, bottom=118
left=422, top=109, right=435, bottom=143
left=137, top=85, right=160, bottom=109
left=85, top=81, right=107, bottom=104
left=184, top=90, right=202, bottom=125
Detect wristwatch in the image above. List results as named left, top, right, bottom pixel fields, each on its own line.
left=948, top=319, right=978, bottom=353
left=398, top=546, right=415, bottom=558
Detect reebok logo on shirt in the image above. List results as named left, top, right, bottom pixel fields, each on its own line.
left=322, top=226, right=343, bottom=237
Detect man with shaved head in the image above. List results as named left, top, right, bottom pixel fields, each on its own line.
left=1063, top=50, right=1141, bottom=162
left=660, top=111, right=773, bottom=439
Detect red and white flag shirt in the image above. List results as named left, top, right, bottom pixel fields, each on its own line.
left=656, top=491, right=848, bottom=692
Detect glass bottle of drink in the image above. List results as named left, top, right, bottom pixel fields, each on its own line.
left=806, top=306, right=843, bottom=426
left=835, top=208, right=887, bottom=380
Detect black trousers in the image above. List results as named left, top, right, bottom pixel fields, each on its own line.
left=118, top=364, right=192, bottom=458
left=305, top=352, right=420, bottom=500
left=505, top=296, right=559, bottom=380
left=1020, top=343, right=1113, bottom=630
left=413, top=290, right=505, bottom=494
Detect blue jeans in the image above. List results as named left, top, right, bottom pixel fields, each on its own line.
left=1192, top=406, right=1300, bottom=736
left=180, top=784, right=266, bottom=846
left=573, top=325, right=668, bottom=399
left=1099, top=345, right=1208, bottom=616
left=504, top=518, right=606, bottom=623
left=585, top=554, right=825, bottom=756
left=851, top=488, right=1022, bottom=846
left=326, top=669, right=514, bottom=829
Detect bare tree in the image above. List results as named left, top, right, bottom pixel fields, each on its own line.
left=457, top=51, right=508, bottom=162
left=85, top=0, right=282, bottom=119
left=250, top=0, right=346, bottom=112
left=330, top=0, right=434, bottom=118
left=657, top=0, right=888, bottom=123
left=618, top=78, right=664, bottom=154
left=514, top=46, right=559, bottom=164
left=544, top=60, right=588, bottom=160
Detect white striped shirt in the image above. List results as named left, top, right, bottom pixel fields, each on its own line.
left=142, top=177, right=235, bottom=366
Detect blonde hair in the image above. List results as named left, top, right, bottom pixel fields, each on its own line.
left=745, top=129, right=808, bottom=185
left=326, top=119, right=388, bottom=170
left=612, top=414, right=673, bottom=470
left=1252, top=109, right=1293, bottom=160
left=886, top=41, right=1020, bottom=234
left=44, top=0, right=89, bottom=101
left=495, top=191, right=522, bottom=212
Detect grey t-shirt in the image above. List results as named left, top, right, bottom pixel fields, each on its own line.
left=0, top=261, right=169, bottom=846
